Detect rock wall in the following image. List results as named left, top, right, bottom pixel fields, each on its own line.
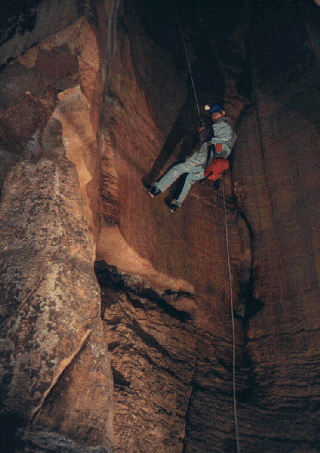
left=1, top=0, right=320, bottom=452
left=0, top=158, right=113, bottom=451
left=0, top=1, right=115, bottom=451
left=233, top=1, right=320, bottom=451
left=96, top=3, right=250, bottom=452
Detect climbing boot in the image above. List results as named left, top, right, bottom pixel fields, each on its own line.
left=142, top=179, right=151, bottom=191
left=168, top=202, right=179, bottom=213
left=148, top=186, right=162, bottom=198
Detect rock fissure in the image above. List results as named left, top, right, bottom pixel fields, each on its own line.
left=30, top=325, right=95, bottom=422
left=247, top=325, right=320, bottom=342
left=95, top=261, right=195, bottom=320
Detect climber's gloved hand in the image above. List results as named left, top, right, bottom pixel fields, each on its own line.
left=198, top=126, right=214, bottom=143
left=197, top=115, right=211, bottom=128
left=214, top=143, right=228, bottom=158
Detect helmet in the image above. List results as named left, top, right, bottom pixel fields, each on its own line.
left=205, top=103, right=224, bottom=115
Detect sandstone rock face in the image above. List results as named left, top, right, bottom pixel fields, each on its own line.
left=95, top=261, right=197, bottom=453
left=232, top=2, right=320, bottom=451
left=97, top=1, right=320, bottom=451
left=1, top=0, right=320, bottom=452
left=0, top=0, right=250, bottom=451
left=95, top=4, right=250, bottom=452
left=0, top=14, right=103, bottom=238
left=0, top=2, right=114, bottom=451
left=0, top=158, right=113, bottom=451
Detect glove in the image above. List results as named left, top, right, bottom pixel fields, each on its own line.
left=199, top=117, right=205, bottom=128
left=199, top=127, right=214, bottom=143
left=214, top=143, right=228, bottom=158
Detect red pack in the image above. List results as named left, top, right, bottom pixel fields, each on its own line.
left=204, top=158, right=229, bottom=181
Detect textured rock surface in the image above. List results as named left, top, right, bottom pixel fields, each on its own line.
left=232, top=2, right=320, bottom=451
left=0, top=0, right=83, bottom=66
left=0, top=14, right=103, bottom=238
left=0, top=2, right=116, bottom=450
left=97, top=1, right=320, bottom=451
left=1, top=0, right=320, bottom=452
left=0, top=158, right=113, bottom=451
left=95, top=4, right=249, bottom=451
left=95, top=261, right=197, bottom=453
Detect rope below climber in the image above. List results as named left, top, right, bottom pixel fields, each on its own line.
left=144, top=103, right=237, bottom=212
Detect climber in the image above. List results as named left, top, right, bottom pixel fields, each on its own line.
left=146, top=103, right=237, bottom=212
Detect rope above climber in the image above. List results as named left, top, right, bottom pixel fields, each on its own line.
left=144, top=103, right=237, bottom=212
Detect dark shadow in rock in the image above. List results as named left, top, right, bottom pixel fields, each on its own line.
left=125, top=292, right=146, bottom=311
left=94, top=260, right=193, bottom=322
left=94, top=261, right=125, bottom=290
left=0, top=0, right=40, bottom=47
left=234, top=275, right=265, bottom=322
left=112, top=366, right=131, bottom=390
left=232, top=206, right=265, bottom=322
left=0, top=412, right=26, bottom=453
left=142, top=102, right=201, bottom=187
left=237, top=350, right=269, bottom=404
left=140, top=289, right=192, bottom=322
left=18, top=429, right=112, bottom=453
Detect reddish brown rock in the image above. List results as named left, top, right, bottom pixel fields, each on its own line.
left=95, top=261, right=197, bottom=453
left=0, top=5, right=111, bottom=451
left=94, top=7, right=248, bottom=452
left=0, top=87, right=57, bottom=160
left=0, top=157, right=113, bottom=451
left=231, top=4, right=320, bottom=451
left=1, top=0, right=320, bottom=452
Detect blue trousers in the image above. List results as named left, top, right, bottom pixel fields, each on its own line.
left=154, top=149, right=209, bottom=206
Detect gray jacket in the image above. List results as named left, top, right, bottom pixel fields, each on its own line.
left=210, top=117, right=237, bottom=158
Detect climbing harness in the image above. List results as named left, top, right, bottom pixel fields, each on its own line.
left=222, top=179, right=240, bottom=453
left=173, top=5, right=240, bottom=449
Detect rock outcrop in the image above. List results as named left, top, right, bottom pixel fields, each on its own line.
left=0, top=158, right=113, bottom=451
left=0, top=3, right=113, bottom=451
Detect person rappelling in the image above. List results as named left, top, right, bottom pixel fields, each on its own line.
left=145, top=103, right=237, bottom=212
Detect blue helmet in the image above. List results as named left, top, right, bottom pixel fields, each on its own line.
left=205, top=103, right=224, bottom=115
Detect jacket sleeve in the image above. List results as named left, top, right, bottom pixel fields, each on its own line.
left=210, top=119, right=237, bottom=158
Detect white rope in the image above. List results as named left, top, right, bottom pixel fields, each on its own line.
left=221, top=179, right=240, bottom=453
left=173, top=0, right=201, bottom=119
left=173, top=2, right=239, bottom=444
